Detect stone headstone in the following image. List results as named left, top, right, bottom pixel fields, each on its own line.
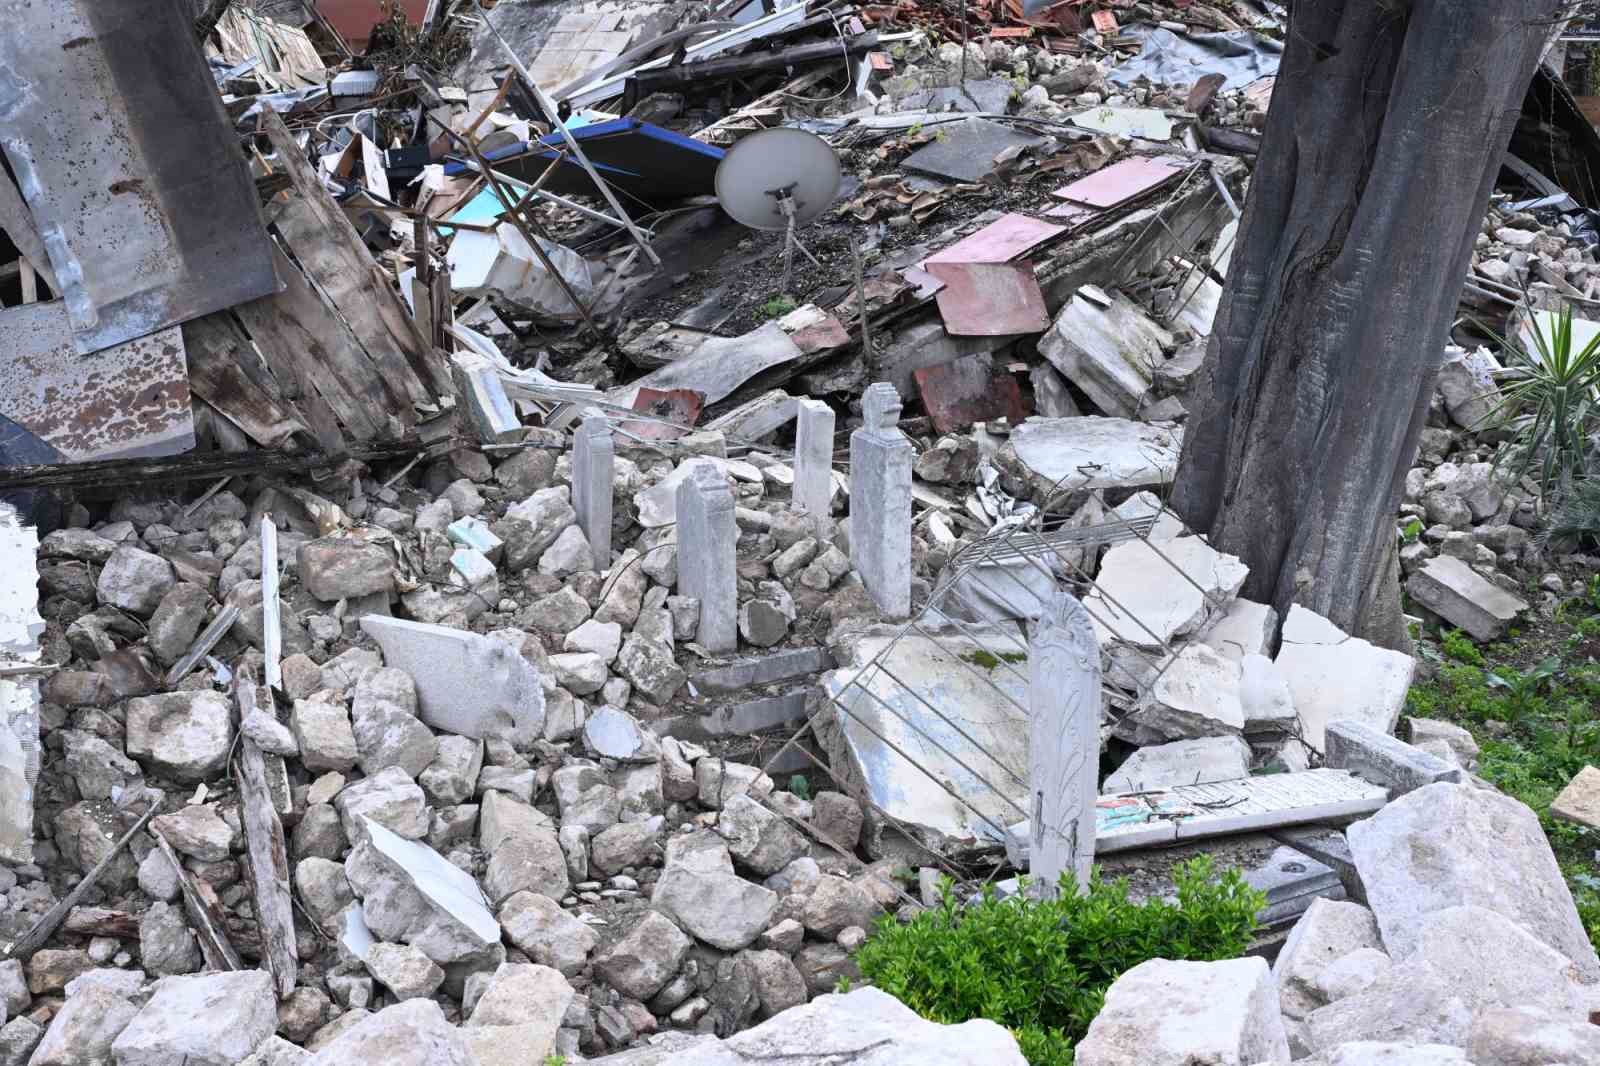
left=675, top=460, right=737, bottom=653
left=572, top=414, right=614, bottom=567
left=1029, top=591, right=1100, bottom=895
left=849, top=383, right=913, bottom=620
left=791, top=399, right=836, bottom=528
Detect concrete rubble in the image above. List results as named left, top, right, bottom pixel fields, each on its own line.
left=0, top=0, right=1595, bottom=1062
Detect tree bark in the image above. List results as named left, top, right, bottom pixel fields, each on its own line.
left=1172, top=0, right=1562, bottom=649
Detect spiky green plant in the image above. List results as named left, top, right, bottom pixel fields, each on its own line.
left=1480, top=302, right=1600, bottom=506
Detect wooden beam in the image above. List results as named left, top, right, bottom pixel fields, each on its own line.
left=5, top=805, right=156, bottom=960
left=234, top=672, right=297, bottom=997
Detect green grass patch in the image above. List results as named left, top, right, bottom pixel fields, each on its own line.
left=1406, top=612, right=1600, bottom=947
left=854, top=858, right=1264, bottom=1065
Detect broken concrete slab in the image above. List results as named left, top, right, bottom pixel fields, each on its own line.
left=1435, top=345, right=1502, bottom=431
left=1097, top=770, right=1387, bottom=854
left=817, top=624, right=1028, bottom=855
left=1086, top=535, right=1248, bottom=649
left=1103, top=735, right=1251, bottom=794
left=997, top=416, right=1181, bottom=504
left=1273, top=606, right=1413, bottom=753
left=1119, top=642, right=1244, bottom=743
left=360, top=617, right=545, bottom=747
left=1200, top=598, right=1277, bottom=661
left=1406, top=555, right=1527, bottom=642
left=1244, top=844, right=1346, bottom=929
left=1345, top=781, right=1600, bottom=981
left=1039, top=288, right=1173, bottom=418
left=1074, top=957, right=1290, bottom=1066
left=1323, top=719, right=1463, bottom=796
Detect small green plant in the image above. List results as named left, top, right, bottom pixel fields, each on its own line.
left=1440, top=628, right=1484, bottom=666
left=541, top=1056, right=567, bottom=1066
left=855, top=858, right=1264, bottom=1065
left=759, top=296, right=797, bottom=320
left=1485, top=656, right=1563, bottom=729
left=1399, top=517, right=1424, bottom=543
left=788, top=774, right=812, bottom=801
left=1480, top=301, right=1600, bottom=506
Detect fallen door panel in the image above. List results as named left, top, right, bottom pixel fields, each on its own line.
left=0, top=0, right=279, bottom=354
left=0, top=302, right=194, bottom=461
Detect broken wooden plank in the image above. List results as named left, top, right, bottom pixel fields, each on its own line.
left=182, top=315, right=307, bottom=449
left=234, top=673, right=296, bottom=997
left=153, top=826, right=243, bottom=971
left=260, top=111, right=444, bottom=407
left=231, top=242, right=389, bottom=447
left=6, top=804, right=157, bottom=960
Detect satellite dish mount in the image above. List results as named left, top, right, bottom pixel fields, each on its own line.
left=714, top=127, right=842, bottom=298
left=765, top=182, right=822, bottom=293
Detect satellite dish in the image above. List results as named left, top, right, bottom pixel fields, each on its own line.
left=715, top=127, right=841, bottom=232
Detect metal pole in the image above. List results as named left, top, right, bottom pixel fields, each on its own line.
left=480, top=5, right=662, bottom=266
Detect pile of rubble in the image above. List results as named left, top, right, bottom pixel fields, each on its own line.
left=1, top=433, right=936, bottom=1064
left=1076, top=781, right=1600, bottom=1066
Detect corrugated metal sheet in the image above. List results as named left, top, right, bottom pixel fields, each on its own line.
left=0, top=0, right=279, bottom=354
left=0, top=302, right=193, bottom=461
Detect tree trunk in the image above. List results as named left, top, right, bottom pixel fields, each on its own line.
left=1172, top=0, right=1561, bottom=649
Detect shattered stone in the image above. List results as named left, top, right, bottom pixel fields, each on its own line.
left=583, top=705, right=658, bottom=762
left=716, top=794, right=808, bottom=876
left=112, top=970, right=278, bottom=1066
left=125, top=691, right=234, bottom=781
left=296, top=999, right=473, bottom=1066
left=1075, top=957, right=1290, bottom=1066
left=140, top=901, right=202, bottom=977
left=499, top=891, right=598, bottom=977
left=96, top=546, right=175, bottom=616
left=802, top=875, right=882, bottom=939
left=365, top=942, right=446, bottom=1000
left=419, top=735, right=483, bottom=807
left=27, top=987, right=139, bottom=1066
left=297, top=536, right=395, bottom=602
left=145, top=583, right=212, bottom=666
left=653, top=836, right=779, bottom=951
left=345, top=819, right=500, bottom=965
left=1346, top=782, right=1600, bottom=980
left=1467, top=1005, right=1600, bottom=1066
left=1273, top=898, right=1385, bottom=1024
left=291, top=699, right=360, bottom=774
left=594, top=910, right=693, bottom=1000
left=591, top=816, right=664, bottom=877
left=151, top=804, right=234, bottom=862
left=480, top=790, right=568, bottom=904
left=335, top=765, right=429, bottom=841
left=1120, top=643, right=1245, bottom=742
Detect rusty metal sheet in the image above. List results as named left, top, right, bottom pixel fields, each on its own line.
left=1051, top=156, right=1187, bottom=209
left=926, top=261, right=1050, bottom=337
left=914, top=355, right=1028, bottom=434
left=0, top=0, right=279, bottom=355
left=622, top=387, right=704, bottom=441
left=925, top=212, right=1067, bottom=266
left=0, top=301, right=193, bottom=461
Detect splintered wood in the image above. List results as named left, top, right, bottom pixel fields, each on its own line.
left=235, top=673, right=297, bottom=997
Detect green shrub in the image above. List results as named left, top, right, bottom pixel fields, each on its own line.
left=854, top=858, right=1264, bottom=1065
